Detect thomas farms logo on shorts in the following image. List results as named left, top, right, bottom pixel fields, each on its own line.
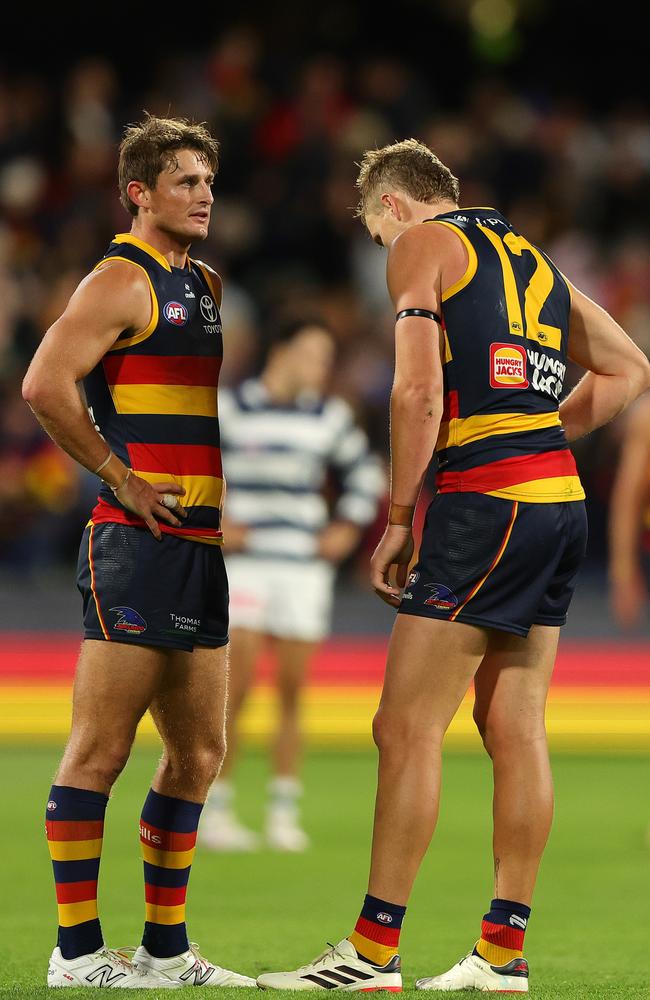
left=490, top=342, right=529, bottom=389
left=164, top=301, right=188, bottom=326
left=423, top=584, right=459, bottom=610
left=109, top=607, right=147, bottom=634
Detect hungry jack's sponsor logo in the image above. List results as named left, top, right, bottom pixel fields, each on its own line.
left=490, top=343, right=528, bottom=388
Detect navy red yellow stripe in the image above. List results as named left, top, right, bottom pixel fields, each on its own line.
left=45, top=785, right=108, bottom=959
left=474, top=899, right=531, bottom=967
left=139, top=789, right=203, bottom=958
left=422, top=209, right=584, bottom=504
left=83, top=233, right=225, bottom=546
left=348, top=895, right=406, bottom=967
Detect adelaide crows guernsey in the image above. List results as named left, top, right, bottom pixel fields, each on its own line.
left=427, top=208, right=585, bottom=502
left=84, top=232, right=224, bottom=545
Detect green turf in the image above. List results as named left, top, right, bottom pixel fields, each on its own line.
left=0, top=745, right=649, bottom=998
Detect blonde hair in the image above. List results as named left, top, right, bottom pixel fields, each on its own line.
left=355, top=138, right=459, bottom=223
left=118, top=112, right=220, bottom=216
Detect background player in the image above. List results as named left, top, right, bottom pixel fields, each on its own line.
left=256, top=140, right=650, bottom=993
left=22, top=115, right=255, bottom=988
left=608, top=393, right=650, bottom=628
left=199, top=318, right=385, bottom=852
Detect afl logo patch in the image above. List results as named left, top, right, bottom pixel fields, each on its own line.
left=490, top=342, right=528, bottom=389
left=164, top=301, right=188, bottom=326
left=377, top=912, right=393, bottom=924
left=47, top=800, right=57, bottom=811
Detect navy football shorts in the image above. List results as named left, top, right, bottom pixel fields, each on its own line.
left=398, top=492, right=588, bottom=637
left=76, top=522, right=229, bottom=651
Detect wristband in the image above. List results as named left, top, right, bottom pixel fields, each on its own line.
left=396, top=308, right=441, bottom=323
left=388, top=502, right=415, bottom=527
left=93, top=450, right=113, bottom=475
left=109, top=468, right=132, bottom=494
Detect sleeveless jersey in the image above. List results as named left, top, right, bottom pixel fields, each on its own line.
left=426, top=208, right=585, bottom=502
left=84, top=232, right=224, bottom=545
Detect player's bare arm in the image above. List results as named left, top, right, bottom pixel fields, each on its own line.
left=559, top=282, right=650, bottom=441
left=608, top=395, right=650, bottom=626
left=370, top=223, right=459, bottom=606
left=22, top=261, right=186, bottom=540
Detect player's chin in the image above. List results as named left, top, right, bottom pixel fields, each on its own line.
left=188, top=215, right=210, bottom=239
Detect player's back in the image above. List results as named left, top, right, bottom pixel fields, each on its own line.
left=426, top=207, right=584, bottom=503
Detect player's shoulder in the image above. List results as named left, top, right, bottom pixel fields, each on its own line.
left=322, top=394, right=360, bottom=428
left=191, top=257, right=223, bottom=303
left=72, top=257, right=151, bottom=314
left=388, top=218, right=466, bottom=273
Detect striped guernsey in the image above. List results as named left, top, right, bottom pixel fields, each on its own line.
left=83, top=232, right=224, bottom=544
left=426, top=208, right=585, bottom=503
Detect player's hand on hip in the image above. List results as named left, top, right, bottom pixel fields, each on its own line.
left=113, top=475, right=187, bottom=541
left=370, top=524, right=414, bottom=607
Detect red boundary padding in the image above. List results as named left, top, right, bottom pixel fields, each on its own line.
left=0, top=634, right=648, bottom=687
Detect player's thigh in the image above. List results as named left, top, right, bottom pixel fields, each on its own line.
left=274, top=637, right=319, bottom=699
left=227, top=626, right=266, bottom=710
left=67, top=638, right=167, bottom=748
left=376, top=615, right=488, bottom=740
left=149, top=643, right=229, bottom=755
left=473, top=624, right=561, bottom=742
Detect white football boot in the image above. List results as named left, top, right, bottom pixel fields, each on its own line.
left=132, top=942, right=256, bottom=987
left=266, top=777, right=310, bottom=852
left=257, top=937, right=402, bottom=991
left=415, top=948, right=529, bottom=992
left=266, top=811, right=310, bottom=852
left=198, top=806, right=261, bottom=852
left=47, top=945, right=180, bottom=988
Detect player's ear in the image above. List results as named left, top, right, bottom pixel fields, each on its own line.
left=126, top=179, right=149, bottom=212
left=380, top=192, right=403, bottom=221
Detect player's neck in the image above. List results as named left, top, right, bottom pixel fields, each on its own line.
left=128, top=223, right=190, bottom=269
left=415, top=198, right=458, bottom=222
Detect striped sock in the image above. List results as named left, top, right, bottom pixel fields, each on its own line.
left=140, top=788, right=203, bottom=958
left=474, top=898, right=531, bottom=967
left=45, top=784, right=108, bottom=959
left=348, top=894, right=406, bottom=966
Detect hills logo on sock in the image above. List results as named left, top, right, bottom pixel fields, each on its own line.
left=509, top=914, right=527, bottom=930
left=376, top=912, right=393, bottom=924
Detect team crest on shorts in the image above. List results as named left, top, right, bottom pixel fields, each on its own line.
left=109, top=606, right=147, bottom=634
left=423, top=583, right=459, bottom=610
left=490, top=342, right=529, bottom=388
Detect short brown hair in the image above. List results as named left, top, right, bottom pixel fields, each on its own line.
left=118, top=113, right=220, bottom=216
left=355, top=138, right=459, bottom=223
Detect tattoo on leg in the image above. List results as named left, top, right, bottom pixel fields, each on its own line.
left=494, top=857, right=500, bottom=897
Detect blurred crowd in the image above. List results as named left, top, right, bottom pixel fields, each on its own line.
left=1, top=29, right=649, bottom=573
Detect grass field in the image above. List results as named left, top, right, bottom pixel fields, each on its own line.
left=1, top=745, right=649, bottom=999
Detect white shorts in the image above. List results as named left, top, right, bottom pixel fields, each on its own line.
left=226, top=555, right=336, bottom=642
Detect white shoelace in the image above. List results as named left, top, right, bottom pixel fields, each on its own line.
left=298, top=942, right=345, bottom=972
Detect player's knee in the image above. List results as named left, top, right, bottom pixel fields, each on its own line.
left=167, top=736, right=226, bottom=783
left=63, top=737, right=132, bottom=789
left=478, top=713, right=546, bottom=757
left=372, top=709, right=443, bottom=754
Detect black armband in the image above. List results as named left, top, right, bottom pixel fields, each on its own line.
left=395, top=308, right=441, bottom=324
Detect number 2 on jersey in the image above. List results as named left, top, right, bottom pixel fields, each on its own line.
left=478, top=225, right=562, bottom=351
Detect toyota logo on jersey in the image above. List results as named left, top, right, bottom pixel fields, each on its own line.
left=164, top=301, right=188, bottom=326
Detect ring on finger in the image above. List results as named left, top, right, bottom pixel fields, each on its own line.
left=161, top=493, right=179, bottom=509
